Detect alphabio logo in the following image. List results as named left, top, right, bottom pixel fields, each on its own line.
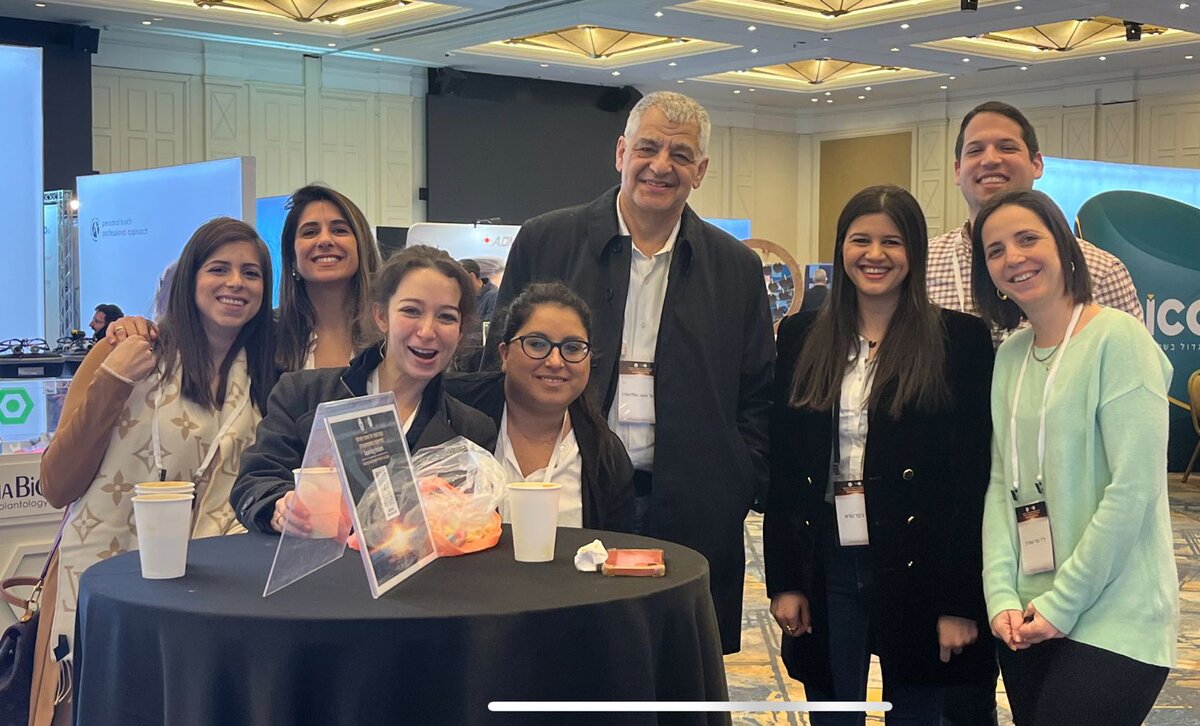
left=1144, top=294, right=1200, bottom=338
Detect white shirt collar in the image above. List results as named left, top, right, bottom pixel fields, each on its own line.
left=615, top=191, right=681, bottom=258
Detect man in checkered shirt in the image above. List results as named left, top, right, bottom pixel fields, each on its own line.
left=927, top=101, right=1142, bottom=348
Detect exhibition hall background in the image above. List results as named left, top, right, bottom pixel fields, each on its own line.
left=13, top=21, right=1200, bottom=270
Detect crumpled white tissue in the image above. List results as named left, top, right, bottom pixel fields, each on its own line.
left=574, top=539, right=608, bottom=572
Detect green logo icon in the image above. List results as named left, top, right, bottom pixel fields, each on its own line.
left=0, top=388, right=34, bottom=425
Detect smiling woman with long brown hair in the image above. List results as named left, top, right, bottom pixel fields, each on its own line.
left=766, top=185, right=995, bottom=724
left=31, top=218, right=277, bottom=726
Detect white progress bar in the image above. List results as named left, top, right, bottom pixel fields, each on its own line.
left=489, top=701, right=892, bottom=713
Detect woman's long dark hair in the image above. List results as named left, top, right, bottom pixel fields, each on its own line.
left=500, top=282, right=614, bottom=464
left=276, top=185, right=382, bottom=371
left=155, top=217, right=276, bottom=413
left=789, top=185, right=948, bottom=418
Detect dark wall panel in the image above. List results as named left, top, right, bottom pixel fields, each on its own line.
left=0, top=17, right=97, bottom=191
left=426, top=70, right=640, bottom=225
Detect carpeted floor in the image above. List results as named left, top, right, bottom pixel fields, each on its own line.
left=724, top=473, right=1200, bottom=725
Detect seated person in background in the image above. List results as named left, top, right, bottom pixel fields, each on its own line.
left=447, top=282, right=635, bottom=533
left=34, top=218, right=276, bottom=726
left=231, top=245, right=497, bottom=534
left=89, top=303, right=124, bottom=340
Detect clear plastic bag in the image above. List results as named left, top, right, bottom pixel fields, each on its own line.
left=411, top=437, right=506, bottom=556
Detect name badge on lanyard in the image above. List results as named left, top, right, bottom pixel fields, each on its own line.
left=1007, top=303, right=1083, bottom=577
left=1016, top=500, right=1055, bottom=575
left=833, top=479, right=869, bottom=546
left=617, top=360, right=655, bottom=424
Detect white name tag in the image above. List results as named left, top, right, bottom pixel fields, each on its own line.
left=1016, top=500, right=1055, bottom=575
left=833, top=480, right=869, bottom=546
left=617, top=360, right=655, bottom=424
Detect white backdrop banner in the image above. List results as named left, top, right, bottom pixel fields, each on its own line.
left=77, top=157, right=256, bottom=319
left=406, top=222, right=520, bottom=281
left=0, top=45, right=44, bottom=343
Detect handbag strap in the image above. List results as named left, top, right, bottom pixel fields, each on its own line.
left=0, top=510, right=70, bottom=611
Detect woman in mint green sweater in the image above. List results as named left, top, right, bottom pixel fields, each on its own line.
left=969, top=190, right=1177, bottom=726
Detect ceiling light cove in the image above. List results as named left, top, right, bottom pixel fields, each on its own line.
left=697, top=57, right=937, bottom=93
left=674, top=0, right=1004, bottom=32
left=463, top=25, right=733, bottom=68
left=919, top=16, right=1196, bottom=62
left=190, top=0, right=455, bottom=27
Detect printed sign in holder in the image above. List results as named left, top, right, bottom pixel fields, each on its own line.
left=263, top=393, right=437, bottom=597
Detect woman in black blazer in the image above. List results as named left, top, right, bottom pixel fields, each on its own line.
left=765, top=186, right=995, bottom=724
left=446, top=282, right=635, bottom=533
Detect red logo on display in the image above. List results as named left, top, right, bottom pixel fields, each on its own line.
left=483, top=237, right=491, bottom=245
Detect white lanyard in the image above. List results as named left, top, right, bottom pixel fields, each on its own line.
left=1008, top=303, right=1084, bottom=499
left=152, top=378, right=250, bottom=483
left=950, top=242, right=968, bottom=313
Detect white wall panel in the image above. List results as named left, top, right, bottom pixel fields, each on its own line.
left=205, top=80, right=249, bottom=161
left=1098, top=102, right=1136, bottom=164
left=318, top=92, right=375, bottom=220
left=250, top=83, right=307, bottom=197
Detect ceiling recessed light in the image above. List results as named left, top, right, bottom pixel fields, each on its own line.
left=372, top=47, right=381, bottom=52
left=858, top=95, right=865, bottom=99
left=962, top=57, right=970, bottom=62
left=949, top=76, right=956, bottom=80
left=539, top=63, right=549, bottom=67
left=34, top=2, right=45, bottom=6
left=751, top=48, right=758, bottom=53
left=940, top=85, right=948, bottom=89
left=749, top=88, right=756, bottom=92
left=668, top=61, right=677, bottom=66
left=612, top=70, right=621, bottom=76
left=142, top=20, right=152, bottom=25
left=824, top=91, right=831, bottom=96
left=153, top=17, right=162, bottom=21
left=677, top=80, right=685, bottom=84
left=1181, top=2, right=1190, bottom=8
left=654, top=10, right=663, bottom=17
left=811, top=97, right=819, bottom=102
left=1099, top=55, right=1107, bottom=61
left=734, top=90, right=741, bottom=94
left=1015, top=4, right=1023, bottom=9
left=1019, top=65, right=1028, bottom=70
left=1187, top=55, right=1195, bottom=60
left=900, top=23, right=910, bottom=29
left=272, top=32, right=282, bottom=35
left=748, top=25, right=756, bottom=31
left=826, top=99, right=833, bottom=103
left=890, top=47, right=900, bottom=52
left=864, top=86, right=872, bottom=91
left=821, top=36, right=831, bottom=42
left=327, top=43, right=336, bottom=47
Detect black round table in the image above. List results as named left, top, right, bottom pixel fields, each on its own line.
left=73, top=527, right=730, bottom=726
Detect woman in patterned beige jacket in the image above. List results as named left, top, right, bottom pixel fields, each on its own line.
left=30, top=218, right=278, bottom=726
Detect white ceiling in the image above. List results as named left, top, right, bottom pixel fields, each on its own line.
left=7, top=0, right=1200, bottom=110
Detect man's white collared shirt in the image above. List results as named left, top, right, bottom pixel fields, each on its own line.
left=608, top=193, right=681, bottom=471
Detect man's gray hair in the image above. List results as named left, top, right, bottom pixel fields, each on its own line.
left=624, top=91, right=711, bottom=157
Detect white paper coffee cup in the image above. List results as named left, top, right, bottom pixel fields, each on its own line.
left=293, top=467, right=342, bottom=538
left=506, top=482, right=562, bottom=563
left=135, top=481, right=195, bottom=496
left=132, top=493, right=194, bottom=579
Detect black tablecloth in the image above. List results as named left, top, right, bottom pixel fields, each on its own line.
left=74, top=527, right=730, bottom=726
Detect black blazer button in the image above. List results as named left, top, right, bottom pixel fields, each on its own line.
left=902, top=468, right=915, bottom=481
left=605, top=287, right=614, bottom=301
left=613, top=241, right=623, bottom=253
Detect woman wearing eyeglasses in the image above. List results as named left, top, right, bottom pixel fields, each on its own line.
left=446, top=282, right=635, bottom=532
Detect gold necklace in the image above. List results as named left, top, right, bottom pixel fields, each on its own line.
left=1031, top=344, right=1059, bottom=363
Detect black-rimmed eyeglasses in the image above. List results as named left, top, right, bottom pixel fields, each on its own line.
left=510, top=335, right=592, bottom=363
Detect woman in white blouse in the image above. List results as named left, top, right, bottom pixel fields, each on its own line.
left=447, top=282, right=635, bottom=532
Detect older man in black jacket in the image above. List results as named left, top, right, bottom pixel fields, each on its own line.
left=485, top=91, right=774, bottom=654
